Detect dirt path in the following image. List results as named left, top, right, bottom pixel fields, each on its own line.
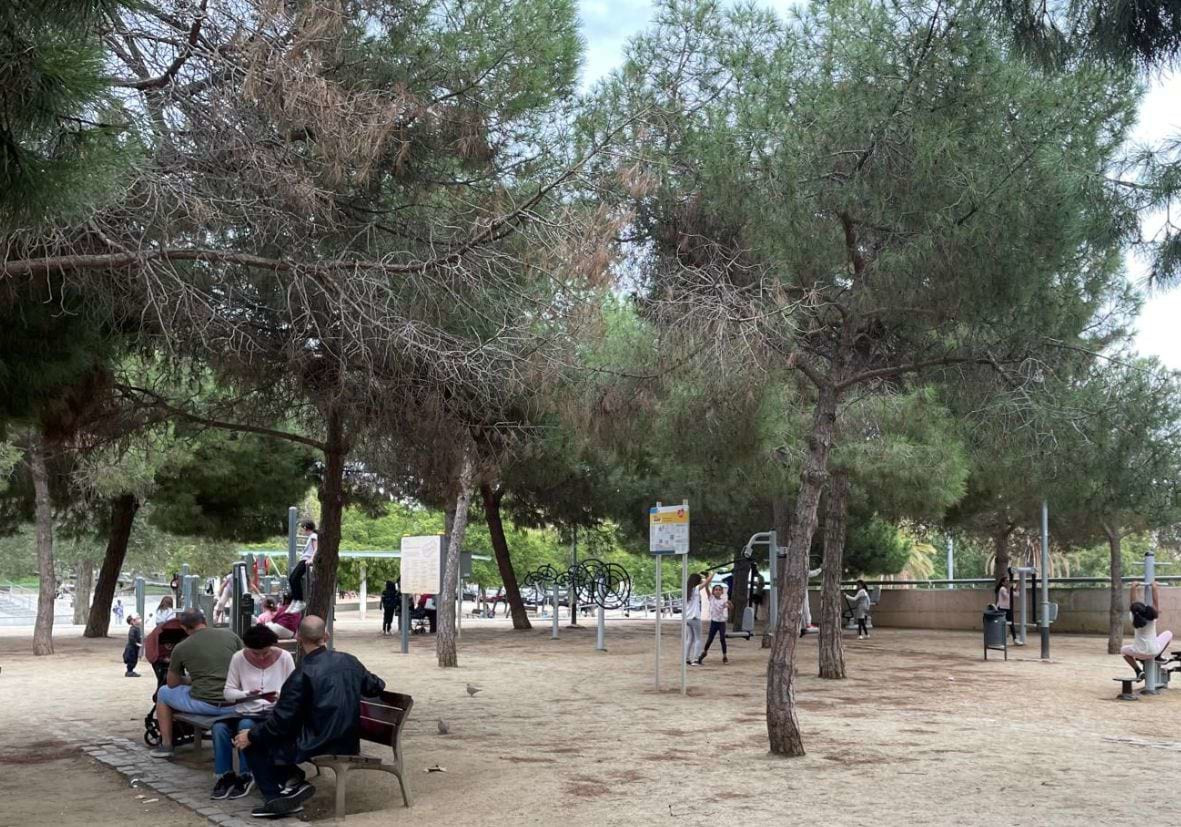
left=1, top=619, right=1175, bottom=825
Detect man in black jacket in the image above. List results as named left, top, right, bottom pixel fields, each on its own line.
left=233, top=615, right=385, bottom=819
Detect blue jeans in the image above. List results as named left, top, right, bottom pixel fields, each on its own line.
left=211, top=718, right=255, bottom=777
left=157, top=684, right=227, bottom=716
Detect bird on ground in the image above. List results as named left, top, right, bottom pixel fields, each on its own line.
left=437, top=719, right=449, bottom=735
left=466, top=683, right=481, bottom=697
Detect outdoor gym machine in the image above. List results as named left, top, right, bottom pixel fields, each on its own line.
left=741, top=531, right=780, bottom=640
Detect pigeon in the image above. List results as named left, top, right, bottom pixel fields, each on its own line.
left=466, top=683, right=481, bottom=697
left=437, top=719, right=449, bottom=735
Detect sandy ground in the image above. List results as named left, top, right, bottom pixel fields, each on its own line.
left=1, top=614, right=1177, bottom=826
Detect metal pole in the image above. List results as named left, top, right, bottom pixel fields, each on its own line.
left=399, top=593, right=410, bottom=654
left=135, top=576, right=145, bottom=621
left=1143, top=551, right=1161, bottom=693
left=1018, top=570, right=1028, bottom=645
left=569, top=526, right=579, bottom=626
left=287, top=507, right=298, bottom=574
left=596, top=602, right=606, bottom=651
left=654, top=556, right=662, bottom=690
left=946, top=537, right=955, bottom=588
left=180, top=564, right=190, bottom=610
left=551, top=580, right=559, bottom=639
left=1040, top=500, right=1050, bottom=660
left=680, top=552, right=688, bottom=696
left=457, top=573, right=462, bottom=639
left=768, top=531, right=778, bottom=638
left=359, top=562, right=367, bottom=622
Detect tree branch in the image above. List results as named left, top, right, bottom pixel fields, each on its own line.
left=116, top=384, right=327, bottom=452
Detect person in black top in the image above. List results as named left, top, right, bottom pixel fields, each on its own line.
left=380, top=580, right=400, bottom=635
left=234, top=615, right=385, bottom=819
left=123, top=615, right=143, bottom=677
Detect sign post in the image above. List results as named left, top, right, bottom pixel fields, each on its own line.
left=400, top=536, right=442, bottom=653
left=650, top=500, right=689, bottom=694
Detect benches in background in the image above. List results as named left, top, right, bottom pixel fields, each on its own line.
left=312, top=690, right=413, bottom=821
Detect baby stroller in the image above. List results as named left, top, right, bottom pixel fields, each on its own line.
left=142, top=618, right=198, bottom=747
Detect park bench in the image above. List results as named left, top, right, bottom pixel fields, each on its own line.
left=311, top=690, right=413, bottom=821
left=173, top=690, right=414, bottom=821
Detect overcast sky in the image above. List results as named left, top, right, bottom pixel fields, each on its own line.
left=576, top=1, right=1181, bottom=368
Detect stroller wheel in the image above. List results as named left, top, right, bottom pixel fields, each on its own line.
left=144, top=729, right=160, bottom=747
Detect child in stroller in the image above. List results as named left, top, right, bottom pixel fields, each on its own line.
left=142, top=618, right=198, bottom=747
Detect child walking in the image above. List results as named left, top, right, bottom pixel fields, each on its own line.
left=697, top=583, right=732, bottom=664
left=123, top=615, right=143, bottom=677
left=851, top=580, right=871, bottom=639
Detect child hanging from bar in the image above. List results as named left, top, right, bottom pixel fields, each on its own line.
left=1122, top=581, right=1173, bottom=680
left=697, top=582, right=732, bottom=665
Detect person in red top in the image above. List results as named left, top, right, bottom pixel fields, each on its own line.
left=264, top=594, right=302, bottom=640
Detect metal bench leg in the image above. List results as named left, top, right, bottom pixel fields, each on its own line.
left=396, top=769, right=412, bottom=807
left=334, top=764, right=349, bottom=821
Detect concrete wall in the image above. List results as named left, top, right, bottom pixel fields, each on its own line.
left=835, top=586, right=1181, bottom=634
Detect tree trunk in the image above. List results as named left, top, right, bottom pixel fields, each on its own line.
left=731, top=555, right=752, bottom=627
left=480, top=483, right=531, bottom=630
left=1105, top=523, right=1123, bottom=655
left=819, top=470, right=850, bottom=680
left=993, top=525, right=1014, bottom=580
left=73, top=558, right=94, bottom=625
left=767, top=383, right=839, bottom=757
left=30, top=434, right=56, bottom=656
left=309, top=409, right=346, bottom=621
left=84, top=493, right=140, bottom=638
left=438, top=450, right=475, bottom=667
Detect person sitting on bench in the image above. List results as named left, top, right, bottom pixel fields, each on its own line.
left=150, top=609, right=243, bottom=759
left=209, top=624, right=296, bottom=801
left=1122, top=582, right=1173, bottom=680
left=233, top=615, right=386, bottom=820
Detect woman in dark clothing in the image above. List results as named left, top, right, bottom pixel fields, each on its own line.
left=380, top=580, right=400, bottom=635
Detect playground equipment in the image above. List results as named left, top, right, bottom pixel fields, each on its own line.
left=522, top=560, right=632, bottom=649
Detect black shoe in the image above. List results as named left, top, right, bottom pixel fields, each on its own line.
left=228, top=774, right=254, bottom=800
left=696, top=654, right=706, bottom=665
left=211, top=772, right=236, bottom=800
left=254, top=783, right=315, bottom=817
left=722, top=656, right=729, bottom=664
left=251, top=800, right=304, bottom=819
left=125, top=671, right=141, bottom=677
left=278, top=769, right=307, bottom=797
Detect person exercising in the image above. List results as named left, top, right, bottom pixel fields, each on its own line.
left=1122, top=581, right=1173, bottom=679
left=697, top=583, right=732, bottom=664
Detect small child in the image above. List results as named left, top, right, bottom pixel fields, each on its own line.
left=697, top=583, right=732, bottom=664
left=123, top=615, right=143, bottom=677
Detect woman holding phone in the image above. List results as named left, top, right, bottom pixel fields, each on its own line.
left=209, top=625, right=295, bottom=801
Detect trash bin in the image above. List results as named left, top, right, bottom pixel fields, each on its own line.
left=984, top=609, right=1007, bottom=661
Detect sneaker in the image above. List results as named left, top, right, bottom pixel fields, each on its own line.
left=722, top=656, right=729, bottom=664
left=149, top=746, right=175, bottom=760
left=125, top=671, right=141, bottom=677
left=251, top=800, right=304, bottom=819
left=211, top=773, right=236, bottom=800
left=696, top=654, right=706, bottom=665
left=229, top=774, right=255, bottom=800
left=858, top=634, right=864, bottom=640
left=287, top=601, right=305, bottom=613
left=261, top=782, right=314, bottom=815
left=279, top=769, right=307, bottom=797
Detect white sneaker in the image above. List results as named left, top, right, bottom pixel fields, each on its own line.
left=858, top=634, right=864, bottom=640
left=289, top=601, right=305, bottom=613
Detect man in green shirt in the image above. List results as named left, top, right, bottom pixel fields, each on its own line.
left=150, top=608, right=243, bottom=758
